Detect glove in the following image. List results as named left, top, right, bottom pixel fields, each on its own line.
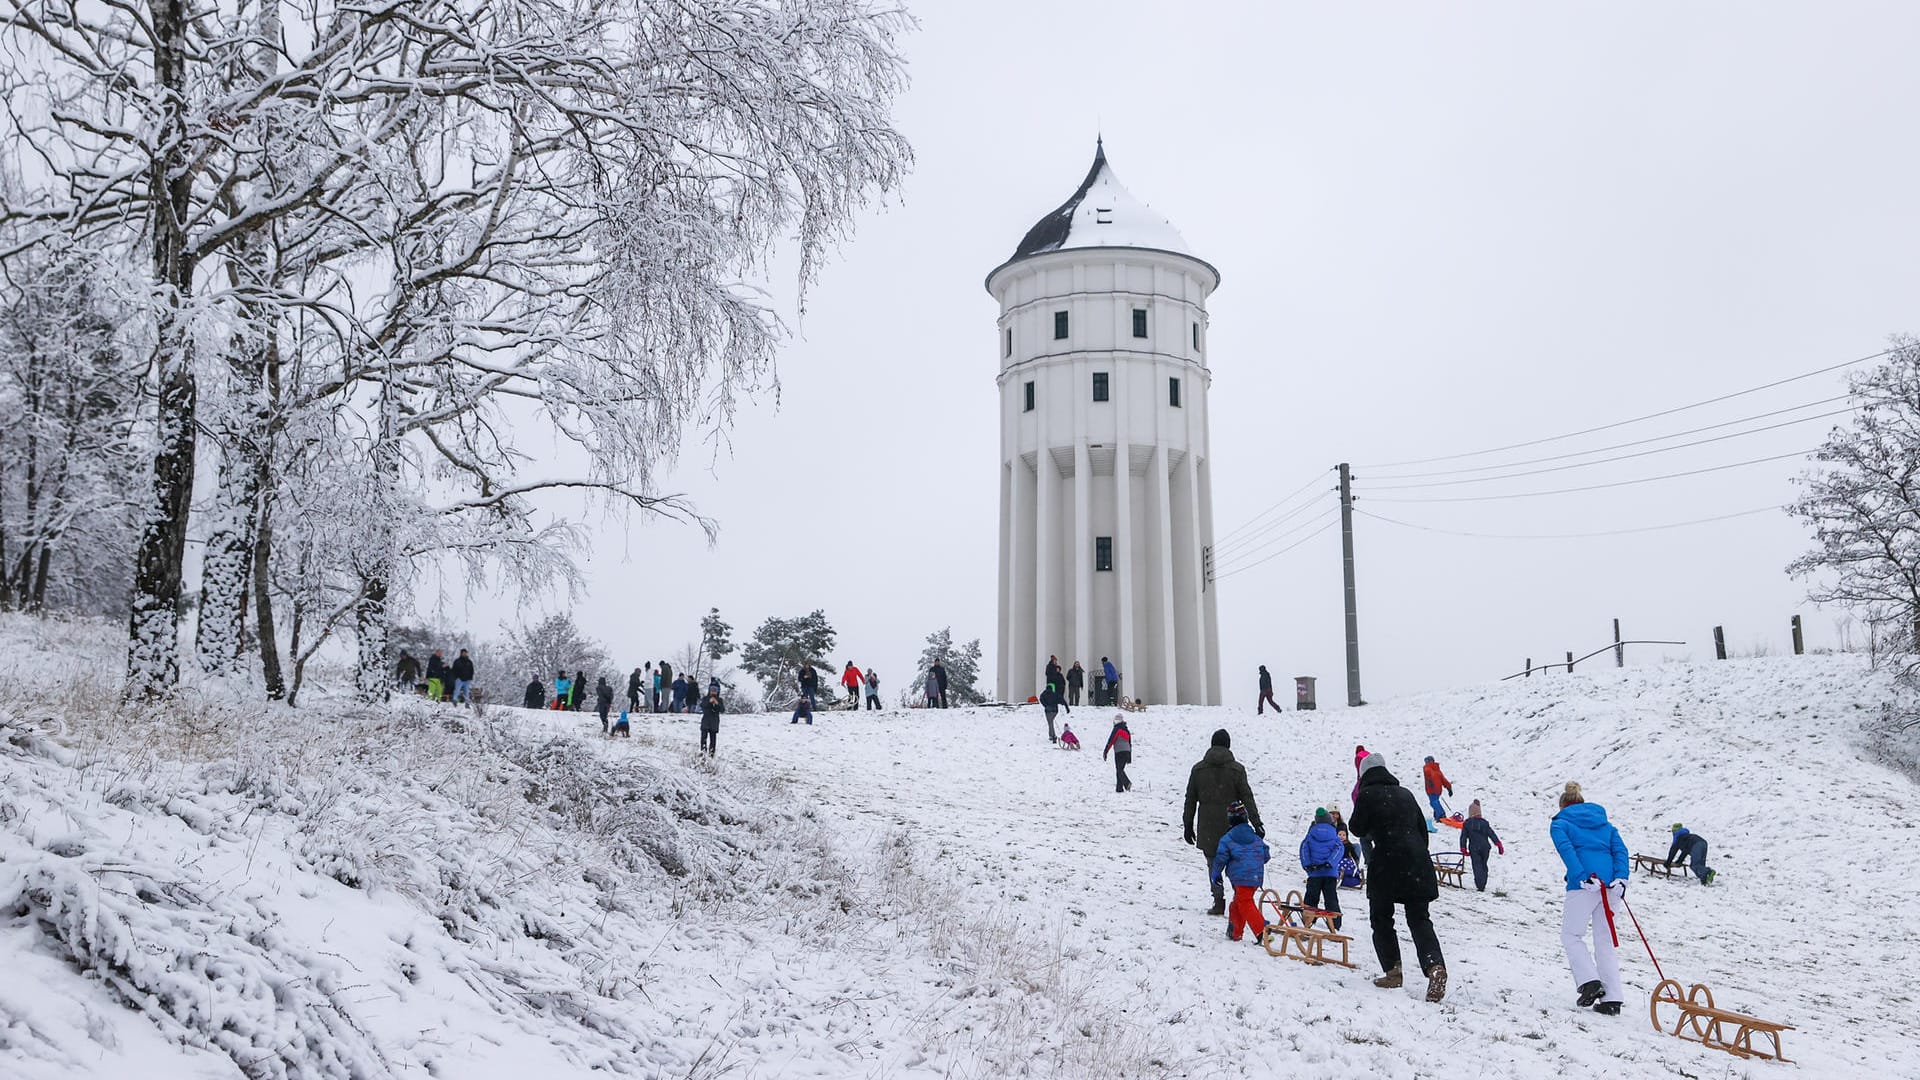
left=1253, top=823, right=1266, bottom=838
left=1184, top=825, right=1196, bottom=846
left=1458, top=847, right=1468, bottom=857
left=1446, top=786, right=1454, bottom=797
left=1580, top=877, right=1602, bottom=891
left=1496, top=842, right=1505, bottom=855
left=1609, top=879, right=1628, bottom=898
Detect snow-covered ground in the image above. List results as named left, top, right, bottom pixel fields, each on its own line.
left=3, top=614, right=1916, bottom=1078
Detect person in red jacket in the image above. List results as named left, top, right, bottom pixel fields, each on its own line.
left=1422, top=756, right=1453, bottom=821
left=841, top=662, right=863, bottom=710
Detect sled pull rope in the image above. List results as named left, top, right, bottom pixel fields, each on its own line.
left=1619, top=895, right=1667, bottom=984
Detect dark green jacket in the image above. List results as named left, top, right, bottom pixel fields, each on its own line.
left=1183, top=746, right=1263, bottom=853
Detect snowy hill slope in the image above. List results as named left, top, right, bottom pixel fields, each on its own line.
left=2, top=613, right=1916, bottom=1078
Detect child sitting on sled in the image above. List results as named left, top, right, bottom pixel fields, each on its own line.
left=1059, top=723, right=1081, bottom=750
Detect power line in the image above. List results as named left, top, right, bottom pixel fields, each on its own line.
left=1213, top=468, right=1334, bottom=547
left=1363, top=393, right=1852, bottom=481
left=1213, top=507, right=1339, bottom=572
left=1213, top=518, right=1338, bottom=582
left=1354, top=505, right=1780, bottom=540
left=1211, top=493, right=1331, bottom=559
left=1356, top=348, right=1885, bottom=469
left=1362, top=448, right=1812, bottom=504
left=1364, top=407, right=1850, bottom=491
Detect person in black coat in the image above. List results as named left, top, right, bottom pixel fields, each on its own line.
left=1257, top=665, right=1281, bottom=714
left=699, top=690, right=723, bottom=756
left=595, top=676, right=615, bottom=732
left=571, top=670, right=586, bottom=711
left=1182, top=729, right=1265, bottom=915
left=1066, top=661, right=1085, bottom=706
left=1347, top=752, right=1447, bottom=1002
left=626, top=667, right=643, bottom=712
left=931, top=661, right=949, bottom=708
left=1039, top=683, right=1066, bottom=743
left=798, top=663, right=819, bottom=708
left=522, top=677, right=545, bottom=710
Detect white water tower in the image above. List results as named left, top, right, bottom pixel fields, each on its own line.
left=988, top=140, right=1221, bottom=705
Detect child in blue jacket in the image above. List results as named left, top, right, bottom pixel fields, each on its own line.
left=1299, top=808, right=1345, bottom=929
left=1550, top=781, right=1630, bottom=1015
left=1210, top=801, right=1271, bottom=943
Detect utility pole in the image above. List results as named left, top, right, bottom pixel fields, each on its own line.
left=1338, top=462, right=1363, bottom=706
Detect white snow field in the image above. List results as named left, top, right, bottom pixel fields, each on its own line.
left=3, top=614, right=1917, bottom=1079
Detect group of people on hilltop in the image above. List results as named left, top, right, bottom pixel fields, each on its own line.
left=1162, top=726, right=1715, bottom=1018
left=1032, top=654, right=1122, bottom=708
left=394, top=648, right=477, bottom=704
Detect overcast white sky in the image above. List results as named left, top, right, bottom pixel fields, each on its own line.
left=460, top=1, right=1920, bottom=705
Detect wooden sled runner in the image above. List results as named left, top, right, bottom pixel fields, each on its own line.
left=1632, top=854, right=1684, bottom=879
left=1430, top=852, right=1467, bottom=889
left=1650, top=980, right=1793, bottom=1063
left=1255, top=889, right=1356, bottom=969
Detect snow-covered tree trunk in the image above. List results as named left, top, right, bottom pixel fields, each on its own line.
left=123, top=0, right=198, bottom=699
left=194, top=430, right=260, bottom=678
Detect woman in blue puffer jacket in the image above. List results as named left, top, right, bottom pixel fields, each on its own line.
left=1549, top=781, right=1631, bottom=1015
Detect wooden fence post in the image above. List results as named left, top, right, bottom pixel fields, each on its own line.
left=1524, top=657, right=1532, bottom=678
left=1614, top=618, right=1624, bottom=667
left=1791, top=615, right=1804, bottom=656
left=1713, top=626, right=1726, bottom=660
left=1566, top=650, right=1575, bottom=673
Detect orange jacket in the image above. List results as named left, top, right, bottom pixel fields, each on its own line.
left=1423, top=760, right=1451, bottom=796
left=841, top=666, right=863, bottom=689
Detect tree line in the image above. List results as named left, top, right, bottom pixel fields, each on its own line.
left=0, top=0, right=912, bottom=701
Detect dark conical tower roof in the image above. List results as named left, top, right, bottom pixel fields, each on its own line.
left=1009, top=139, right=1192, bottom=260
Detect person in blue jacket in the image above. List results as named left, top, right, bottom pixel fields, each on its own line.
left=1210, top=801, right=1271, bottom=942
left=1298, top=808, right=1345, bottom=930
left=1550, top=781, right=1630, bottom=1015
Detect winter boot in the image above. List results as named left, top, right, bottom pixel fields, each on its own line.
left=1593, top=1001, right=1622, bottom=1016
left=1226, top=921, right=1239, bottom=942
left=1703, top=870, right=1717, bottom=886
left=1207, top=897, right=1227, bottom=917
left=1576, top=979, right=1605, bottom=1007
left=1425, top=964, right=1448, bottom=1003
left=1373, top=966, right=1403, bottom=989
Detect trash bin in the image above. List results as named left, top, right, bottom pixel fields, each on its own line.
left=1295, top=676, right=1317, bottom=711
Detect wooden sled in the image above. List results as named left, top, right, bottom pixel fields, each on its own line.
left=1633, top=854, right=1684, bottom=879
left=1255, top=889, right=1356, bottom=968
left=1430, top=852, right=1467, bottom=889
left=1650, top=980, right=1793, bottom=1063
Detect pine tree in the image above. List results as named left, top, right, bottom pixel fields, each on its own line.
left=739, top=611, right=837, bottom=709
left=917, top=628, right=986, bottom=706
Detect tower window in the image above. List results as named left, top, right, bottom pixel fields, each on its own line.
left=1054, top=311, right=1069, bottom=339
left=1095, top=207, right=1113, bottom=224
left=1092, top=372, right=1109, bottom=402
left=1095, top=536, right=1113, bottom=572
left=1169, top=377, right=1182, bottom=408
left=1132, top=309, right=1148, bottom=339
left=1024, top=380, right=1035, bottom=412
left=1003, top=327, right=1012, bottom=357
left=1192, top=322, right=1200, bottom=349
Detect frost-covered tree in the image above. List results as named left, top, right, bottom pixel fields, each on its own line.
left=1789, top=334, right=1920, bottom=703
left=0, top=251, right=144, bottom=615
left=916, top=628, right=986, bottom=706
left=692, top=608, right=736, bottom=684
left=495, top=615, right=610, bottom=699
left=1, top=0, right=913, bottom=700
left=740, top=611, right=837, bottom=709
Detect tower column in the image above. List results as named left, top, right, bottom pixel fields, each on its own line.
left=1153, top=443, right=1178, bottom=704
left=1073, top=441, right=1092, bottom=679
left=997, top=455, right=1012, bottom=700
left=1179, top=447, right=1206, bottom=705
left=1114, top=446, right=1135, bottom=705
left=1034, top=407, right=1055, bottom=694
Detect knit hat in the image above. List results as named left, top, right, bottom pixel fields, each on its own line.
left=1313, top=807, right=1330, bottom=823
left=1227, top=800, right=1248, bottom=823
left=1357, top=752, right=1387, bottom=779
left=1424, top=755, right=1435, bottom=764
left=1211, top=728, right=1231, bottom=748
left=1468, top=799, right=1482, bottom=818
left=1670, top=822, right=1684, bottom=832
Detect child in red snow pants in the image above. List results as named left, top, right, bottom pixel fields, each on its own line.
left=1227, top=885, right=1267, bottom=941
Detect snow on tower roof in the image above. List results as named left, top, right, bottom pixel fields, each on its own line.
left=1009, top=139, right=1193, bottom=260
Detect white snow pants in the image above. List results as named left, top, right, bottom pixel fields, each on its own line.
left=1561, top=887, right=1624, bottom=1003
